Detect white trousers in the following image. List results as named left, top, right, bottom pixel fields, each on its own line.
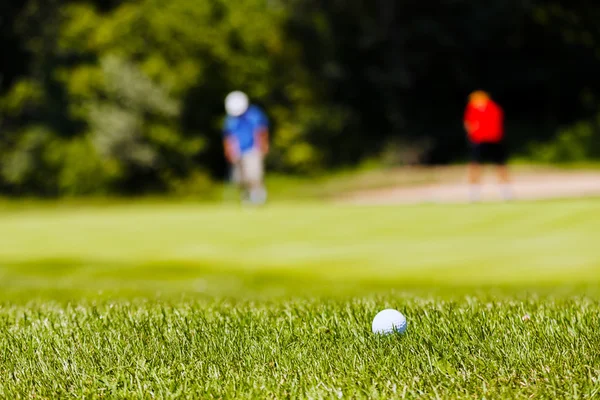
left=231, top=148, right=264, bottom=187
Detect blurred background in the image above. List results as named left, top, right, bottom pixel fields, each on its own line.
left=0, top=0, right=599, bottom=198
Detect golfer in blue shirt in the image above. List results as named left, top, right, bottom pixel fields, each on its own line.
left=223, top=91, right=269, bottom=205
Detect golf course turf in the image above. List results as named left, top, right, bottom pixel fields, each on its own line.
left=0, top=199, right=599, bottom=398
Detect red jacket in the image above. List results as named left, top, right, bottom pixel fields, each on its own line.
left=464, top=100, right=504, bottom=143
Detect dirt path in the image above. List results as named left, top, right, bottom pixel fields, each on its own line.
left=339, top=168, right=600, bottom=205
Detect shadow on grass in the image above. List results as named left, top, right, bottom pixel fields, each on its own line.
left=2, top=258, right=600, bottom=304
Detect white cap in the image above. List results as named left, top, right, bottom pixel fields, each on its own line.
left=225, top=91, right=249, bottom=117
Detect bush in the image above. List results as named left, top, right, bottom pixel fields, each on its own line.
left=1, top=126, right=61, bottom=195
left=529, top=115, right=600, bottom=163
left=56, top=137, right=121, bottom=196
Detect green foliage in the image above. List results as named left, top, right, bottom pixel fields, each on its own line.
left=1, top=79, right=44, bottom=116
left=1, top=126, right=60, bottom=195
left=529, top=115, right=600, bottom=163
left=2, top=0, right=600, bottom=196
left=0, top=0, right=334, bottom=195
left=1, top=126, right=117, bottom=196
left=55, top=137, right=119, bottom=196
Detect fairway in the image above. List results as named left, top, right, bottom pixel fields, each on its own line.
left=1, top=199, right=600, bottom=398
left=0, top=199, right=599, bottom=297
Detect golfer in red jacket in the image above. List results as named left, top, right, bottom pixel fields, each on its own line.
left=463, top=90, right=512, bottom=201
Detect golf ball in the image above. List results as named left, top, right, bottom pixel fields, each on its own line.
left=372, top=309, right=407, bottom=335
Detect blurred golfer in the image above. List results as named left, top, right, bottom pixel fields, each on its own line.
left=223, top=91, right=269, bottom=205
left=463, top=90, right=512, bottom=201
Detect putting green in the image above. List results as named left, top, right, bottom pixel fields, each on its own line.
left=0, top=198, right=598, bottom=300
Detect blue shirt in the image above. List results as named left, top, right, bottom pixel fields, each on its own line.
left=223, top=105, right=269, bottom=154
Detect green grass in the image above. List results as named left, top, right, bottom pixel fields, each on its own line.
left=1, top=199, right=600, bottom=398
left=3, top=297, right=600, bottom=398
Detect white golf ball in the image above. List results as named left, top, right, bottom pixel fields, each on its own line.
left=372, top=309, right=407, bottom=335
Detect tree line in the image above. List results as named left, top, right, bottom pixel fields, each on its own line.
left=1, top=0, right=599, bottom=196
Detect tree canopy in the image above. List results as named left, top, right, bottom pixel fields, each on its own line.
left=1, top=0, right=599, bottom=196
